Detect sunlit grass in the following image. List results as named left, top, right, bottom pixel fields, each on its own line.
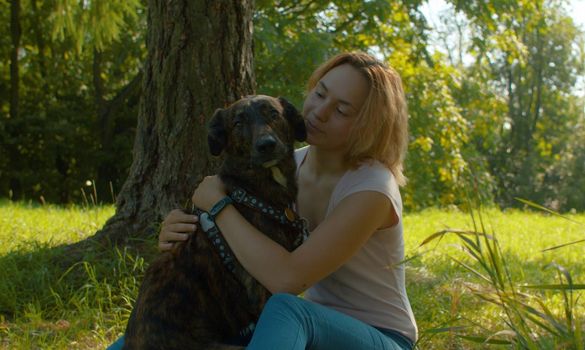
left=0, top=200, right=114, bottom=253
left=0, top=201, right=140, bottom=349
left=0, top=201, right=583, bottom=349
left=404, top=207, right=585, bottom=349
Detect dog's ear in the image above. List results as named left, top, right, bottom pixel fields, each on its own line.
left=207, top=108, right=228, bottom=156
left=278, top=97, right=307, bottom=142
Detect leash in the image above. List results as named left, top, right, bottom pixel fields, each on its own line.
left=196, top=186, right=309, bottom=273
left=195, top=186, right=308, bottom=339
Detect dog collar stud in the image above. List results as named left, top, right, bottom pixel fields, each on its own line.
left=229, top=187, right=309, bottom=245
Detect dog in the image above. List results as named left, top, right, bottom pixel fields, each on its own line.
left=122, top=95, right=307, bottom=349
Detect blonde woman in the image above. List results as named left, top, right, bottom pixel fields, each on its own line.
left=162, top=52, right=416, bottom=349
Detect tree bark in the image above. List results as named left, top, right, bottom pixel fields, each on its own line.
left=92, top=0, right=255, bottom=245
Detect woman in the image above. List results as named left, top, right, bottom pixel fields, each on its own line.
left=161, top=52, right=416, bottom=349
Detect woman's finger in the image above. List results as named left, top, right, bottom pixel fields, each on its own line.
left=163, top=210, right=198, bottom=225
left=158, top=241, right=175, bottom=252
left=160, top=231, right=190, bottom=243
left=167, top=223, right=197, bottom=234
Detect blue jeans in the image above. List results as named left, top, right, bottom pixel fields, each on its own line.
left=107, top=294, right=414, bottom=349
left=247, top=293, right=413, bottom=350
left=106, top=336, right=124, bottom=350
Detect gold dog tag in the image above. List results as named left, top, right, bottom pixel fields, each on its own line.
left=285, top=207, right=295, bottom=221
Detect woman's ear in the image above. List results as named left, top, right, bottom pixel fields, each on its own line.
left=207, top=108, right=227, bottom=156
left=278, top=97, right=307, bottom=142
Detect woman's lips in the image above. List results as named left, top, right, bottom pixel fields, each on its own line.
left=307, top=119, right=324, bottom=134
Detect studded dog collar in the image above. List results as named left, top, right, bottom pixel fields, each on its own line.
left=197, top=187, right=309, bottom=275
left=229, top=187, right=309, bottom=246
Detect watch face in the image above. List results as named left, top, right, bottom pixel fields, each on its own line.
left=199, top=212, right=216, bottom=232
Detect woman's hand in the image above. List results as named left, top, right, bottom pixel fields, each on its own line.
left=191, top=175, right=227, bottom=212
left=158, top=209, right=198, bottom=251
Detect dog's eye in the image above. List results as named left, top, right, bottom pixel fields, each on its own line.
left=270, top=110, right=280, bottom=120
left=233, top=114, right=244, bottom=128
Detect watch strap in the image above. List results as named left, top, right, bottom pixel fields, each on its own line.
left=209, top=196, right=233, bottom=220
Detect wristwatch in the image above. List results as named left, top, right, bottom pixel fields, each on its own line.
left=209, top=196, right=233, bottom=220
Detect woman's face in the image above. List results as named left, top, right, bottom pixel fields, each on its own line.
left=302, top=64, right=369, bottom=151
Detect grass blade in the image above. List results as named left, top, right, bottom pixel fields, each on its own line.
left=515, top=198, right=583, bottom=224
left=521, top=284, right=585, bottom=290
left=543, top=238, right=585, bottom=252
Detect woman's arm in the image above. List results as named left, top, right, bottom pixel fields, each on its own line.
left=192, top=175, right=396, bottom=295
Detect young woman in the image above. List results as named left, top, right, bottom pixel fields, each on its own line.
left=158, top=52, right=416, bottom=349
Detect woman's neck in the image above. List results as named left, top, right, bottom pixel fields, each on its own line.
left=305, top=146, right=348, bottom=177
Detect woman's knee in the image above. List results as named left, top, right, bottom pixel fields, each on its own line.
left=264, top=293, right=299, bottom=312
left=266, top=293, right=298, bottom=306
left=263, top=293, right=305, bottom=319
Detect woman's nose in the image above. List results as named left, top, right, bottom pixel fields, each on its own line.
left=314, top=101, right=333, bottom=122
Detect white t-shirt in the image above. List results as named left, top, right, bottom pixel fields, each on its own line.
left=295, top=146, right=418, bottom=342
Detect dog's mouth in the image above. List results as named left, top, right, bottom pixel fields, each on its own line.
left=270, top=166, right=287, bottom=187
left=258, top=159, right=288, bottom=188
left=261, top=159, right=280, bottom=168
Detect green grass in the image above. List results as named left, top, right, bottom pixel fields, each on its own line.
left=0, top=201, right=583, bottom=349
left=404, top=208, right=585, bottom=349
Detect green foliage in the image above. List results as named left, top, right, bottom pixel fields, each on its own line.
left=1, top=0, right=584, bottom=211
left=394, top=51, right=492, bottom=209
left=441, top=0, right=585, bottom=211
left=0, top=0, right=146, bottom=203
left=50, top=0, right=143, bottom=53
left=253, top=1, right=430, bottom=105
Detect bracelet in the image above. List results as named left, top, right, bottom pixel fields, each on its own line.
left=208, top=196, right=233, bottom=220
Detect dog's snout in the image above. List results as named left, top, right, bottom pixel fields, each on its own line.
left=256, top=135, right=277, bottom=154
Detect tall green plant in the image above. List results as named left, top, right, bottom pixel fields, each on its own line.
left=420, top=206, right=584, bottom=348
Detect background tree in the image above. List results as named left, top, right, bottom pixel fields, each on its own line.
left=445, top=0, right=585, bottom=209
left=92, top=0, right=255, bottom=244
left=7, top=0, right=21, bottom=199
left=0, top=0, right=144, bottom=203
left=1, top=0, right=583, bottom=212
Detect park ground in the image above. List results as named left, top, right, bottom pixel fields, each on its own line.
left=0, top=201, right=583, bottom=349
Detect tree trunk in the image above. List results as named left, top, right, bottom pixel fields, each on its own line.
left=8, top=0, right=22, bottom=200
left=10, top=0, right=21, bottom=120
left=91, top=0, right=255, bottom=245
left=30, top=0, right=48, bottom=82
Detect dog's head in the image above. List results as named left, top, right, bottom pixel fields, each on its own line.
left=207, top=95, right=306, bottom=167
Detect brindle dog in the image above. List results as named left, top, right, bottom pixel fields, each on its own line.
left=122, top=95, right=307, bottom=349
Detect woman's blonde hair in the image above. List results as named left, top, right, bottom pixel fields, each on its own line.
left=307, top=52, right=409, bottom=186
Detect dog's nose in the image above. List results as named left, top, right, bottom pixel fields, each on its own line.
left=256, top=135, right=277, bottom=154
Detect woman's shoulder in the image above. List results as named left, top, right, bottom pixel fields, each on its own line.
left=346, top=159, right=395, bottom=186
left=332, top=160, right=403, bottom=216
